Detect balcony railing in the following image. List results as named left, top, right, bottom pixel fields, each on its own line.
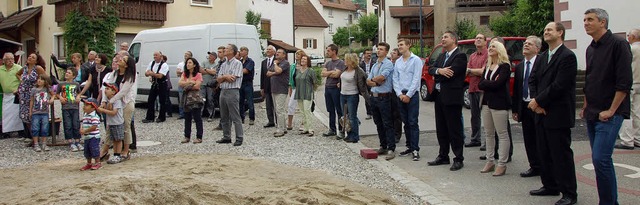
left=51, top=0, right=168, bottom=26
left=456, top=0, right=514, bottom=7
left=397, top=34, right=435, bottom=48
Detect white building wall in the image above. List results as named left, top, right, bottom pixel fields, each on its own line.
left=295, top=27, right=326, bottom=56
left=323, top=8, right=354, bottom=46
left=560, top=0, right=636, bottom=70
left=248, top=0, right=294, bottom=46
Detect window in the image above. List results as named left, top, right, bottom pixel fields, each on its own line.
left=130, top=43, right=141, bottom=63
left=54, top=35, right=66, bottom=60
left=348, top=14, right=353, bottom=24
left=191, top=0, right=210, bottom=6
left=329, top=24, right=334, bottom=34
left=328, top=9, right=333, bottom=18
left=23, top=0, right=34, bottom=8
left=480, top=16, right=490, bottom=25
left=275, top=0, right=289, bottom=3
left=409, top=21, right=420, bottom=34
left=261, top=19, right=272, bottom=37
left=410, top=0, right=421, bottom=5
left=303, top=38, right=317, bottom=49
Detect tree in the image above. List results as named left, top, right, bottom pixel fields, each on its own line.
left=454, top=18, right=478, bottom=40
left=332, top=25, right=360, bottom=47
left=489, top=0, right=553, bottom=37
left=357, top=13, right=378, bottom=44
left=63, top=4, right=119, bottom=67
left=245, top=10, right=269, bottom=39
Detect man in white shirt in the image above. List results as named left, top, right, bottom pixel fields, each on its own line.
left=616, top=28, right=640, bottom=150
left=143, top=51, right=170, bottom=123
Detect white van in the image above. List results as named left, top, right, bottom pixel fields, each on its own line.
left=128, top=23, right=264, bottom=104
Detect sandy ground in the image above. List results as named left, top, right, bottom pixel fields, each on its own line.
left=0, top=154, right=398, bottom=205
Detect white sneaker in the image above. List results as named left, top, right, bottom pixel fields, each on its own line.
left=42, top=144, right=51, bottom=151
left=34, top=144, right=42, bottom=152
left=70, top=144, right=79, bottom=152
left=107, top=156, right=122, bottom=164
left=76, top=144, right=84, bottom=151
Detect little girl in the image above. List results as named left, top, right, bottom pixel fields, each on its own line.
left=29, top=74, right=55, bottom=152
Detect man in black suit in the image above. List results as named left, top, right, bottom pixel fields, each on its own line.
left=261, top=45, right=276, bottom=128
left=427, top=31, right=468, bottom=171
left=527, top=22, right=578, bottom=205
left=512, top=36, right=542, bottom=178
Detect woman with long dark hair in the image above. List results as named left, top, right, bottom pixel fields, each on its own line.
left=179, top=58, right=204, bottom=143
left=92, top=53, right=112, bottom=103
left=16, top=53, right=46, bottom=141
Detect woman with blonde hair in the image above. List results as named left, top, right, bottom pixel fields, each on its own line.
left=338, top=53, right=369, bottom=143
left=287, top=50, right=306, bottom=131
left=478, top=41, right=512, bottom=176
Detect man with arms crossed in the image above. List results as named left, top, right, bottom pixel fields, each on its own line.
left=215, top=44, right=244, bottom=146
left=367, top=42, right=396, bottom=160
left=465, top=33, right=488, bottom=148
left=321, top=44, right=345, bottom=139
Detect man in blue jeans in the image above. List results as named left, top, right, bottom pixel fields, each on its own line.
left=582, top=8, right=632, bottom=205
left=368, top=42, right=396, bottom=160
left=321, top=44, right=345, bottom=139
left=393, top=39, right=423, bottom=161
left=238, top=46, right=255, bottom=125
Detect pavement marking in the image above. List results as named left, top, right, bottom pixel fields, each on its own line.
left=583, top=163, right=640, bottom=179
left=313, top=111, right=459, bottom=205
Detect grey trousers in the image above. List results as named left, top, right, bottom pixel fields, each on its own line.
left=200, top=86, right=215, bottom=117
left=220, top=89, right=243, bottom=141
left=469, top=92, right=482, bottom=144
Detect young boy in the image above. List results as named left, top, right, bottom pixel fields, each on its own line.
left=99, top=83, right=125, bottom=164
left=58, top=67, right=83, bottom=152
left=80, top=98, right=101, bottom=170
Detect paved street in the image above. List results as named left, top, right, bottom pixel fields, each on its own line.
left=312, top=87, right=640, bottom=205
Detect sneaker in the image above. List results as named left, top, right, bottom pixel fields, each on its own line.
left=42, top=144, right=51, bottom=151
left=412, top=150, right=420, bottom=161
left=70, top=144, right=79, bottom=152
left=376, top=148, right=388, bottom=155
left=336, top=132, right=345, bottom=140
left=398, top=149, right=411, bottom=156
left=80, top=163, right=92, bottom=171
left=107, top=156, right=122, bottom=164
left=34, top=144, right=42, bottom=152
left=249, top=120, right=255, bottom=125
left=76, top=143, right=84, bottom=151
left=385, top=150, right=396, bottom=160
left=90, top=163, right=102, bottom=170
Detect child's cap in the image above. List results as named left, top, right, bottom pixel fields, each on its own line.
left=81, top=98, right=99, bottom=110
left=103, top=82, right=119, bottom=94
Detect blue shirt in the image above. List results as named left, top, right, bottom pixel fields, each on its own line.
left=368, top=58, right=394, bottom=93
left=241, top=57, right=255, bottom=84
left=392, top=53, right=423, bottom=98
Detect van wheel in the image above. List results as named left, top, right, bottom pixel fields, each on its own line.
left=463, top=84, right=471, bottom=109
left=420, top=81, right=430, bottom=101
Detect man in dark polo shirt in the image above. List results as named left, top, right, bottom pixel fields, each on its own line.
left=582, top=8, right=632, bottom=205
left=321, top=44, right=345, bottom=138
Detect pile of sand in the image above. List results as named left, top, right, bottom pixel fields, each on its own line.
left=0, top=154, right=397, bottom=205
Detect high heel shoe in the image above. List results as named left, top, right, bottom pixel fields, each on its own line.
left=480, top=161, right=495, bottom=173
left=493, top=165, right=507, bottom=176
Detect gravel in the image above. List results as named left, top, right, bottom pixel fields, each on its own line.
left=0, top=106, right=422, bottom=204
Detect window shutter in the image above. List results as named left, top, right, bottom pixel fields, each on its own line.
left=313, top=39, right=317, bottom=49
left=303, top=39, right=308, bottom=48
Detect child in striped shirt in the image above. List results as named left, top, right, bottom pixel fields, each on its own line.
left=79, top=98, right=101, bottom=170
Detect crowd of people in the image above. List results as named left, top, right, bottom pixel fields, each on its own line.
left=0, top=7, right=636, bottom=205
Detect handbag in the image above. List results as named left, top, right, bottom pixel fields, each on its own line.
left=183, top=88, right=204, bottom=111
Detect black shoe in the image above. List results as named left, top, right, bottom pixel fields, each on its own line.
left=427, top=157, right=450, bottom=166
left=178, top=116, right=184, bottom=120
left=376, top=148, right=388, bottom=155
left=520, top=168, right=540, bottom=177
left=449, top=161, right=464, bottom=171
left=167, top=114, right=173, bottom=118
left=142, top=119, right=154, bottom=123
left=263, top=123, right=275, bottom=128
left=555, top=196, right=577, bottom=205
left=411, top=150, right=420, bottom=161
left=479, top=146, right=486, bottom=151
left=465, top=142, right=481, bottom=147
left=529, top=187, right=560, bottom=196
left=322, top=131, right=337, bottom=137
left=216, top=139, right=232, bottom=144
left=479, top=155, right=487, bottom=160
left=213, top=126, right=222, bottom=131
left=398, top=149, right=412, bottom=156
left=155, top=118, right=165, bottom=123
left=233, top=141, right=242, bottom=146
left=344, top=138, right=358, bottom=143
left=614, top=144, right=634, bottom=150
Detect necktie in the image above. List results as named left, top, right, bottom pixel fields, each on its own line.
left=268, top=58, right=272, bottom=68
left=443, top=52, right=450, bottom=67
left=523, top=61, right=531, bottom=100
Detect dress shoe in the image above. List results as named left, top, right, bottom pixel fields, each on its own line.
left=142, top=119, right=154, bottom=123
left=479, top=155, right=487, bottom=160
left=555, top=196, right=577, bottom=205
left=614, top=143, right=634, bottom=150
left=376, top=148, right=388, bottom=155
left=480, top=161, right=495, bottom=173
left=450, top=161, right=464, bottom=171
left=465, top=142, right=481, bottom=147
left=213, top=126, right=222, bottom=130
left=215, top=139, right=232, bottom=144
left=263, top=123, right=275, bottom=128
left=479, top=146, right=486, bottom=151
left=520, top=168, right=539, bottom=177
left=529, top=187, right=560, bottom=196
left=155, top=118, right=165, bottom=123
left=427, top=157, right=450, bottom=166
left=233, top=141, right=242, bottom=146
left=492, top=165, right=506, bottom=176
left=344, top=138, right=358, bottom=143
left=385, top=150, right=396, bottom=160
left=177, top=116, right=184, bottom=120
left=322, top=131, right=336, bottom=137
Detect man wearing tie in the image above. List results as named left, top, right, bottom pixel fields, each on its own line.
left=427, top=31, right=468, bottom=171
left=260, top=45, right=277, bottom=128
left=512, top=36, right=542, bottom=178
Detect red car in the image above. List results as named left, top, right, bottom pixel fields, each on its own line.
left=420, top=37, right=526, bottom=108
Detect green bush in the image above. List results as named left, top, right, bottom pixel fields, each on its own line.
left=410, top=45, right=432, bottom=58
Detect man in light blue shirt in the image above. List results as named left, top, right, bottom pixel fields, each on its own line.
left=368, top=42, right=396, bottom=160
left=392, top=39, right=423, bottom=161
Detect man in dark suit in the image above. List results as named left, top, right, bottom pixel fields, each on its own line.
left=512, top=36, right=542, bottom=178
left=427, top=31, right=468, bottom=171
left=261, top=45, right=276, bottom=128
left=527, top=22, right=578, bottom=205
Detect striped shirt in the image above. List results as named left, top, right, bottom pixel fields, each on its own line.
left=82, top=111, right=101, bottom=139
left=218, top=57, right=243, bottom=89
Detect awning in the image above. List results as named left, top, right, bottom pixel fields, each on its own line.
left=0, top=37, right=22, bottom=46
left=389, top=6, right=433, bottom=18
left=268, top=39, right=300, bottom=53
left=0, top=6, right=42, bottom=32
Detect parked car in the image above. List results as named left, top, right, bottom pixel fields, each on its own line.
left=420, top=37, right=526, bottom=109
left=309, top=54, right=325, bottom=67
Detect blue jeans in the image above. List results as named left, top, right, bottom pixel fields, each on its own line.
left=239, top=83, right=255, bottom=121
left=31, top=113, right=50, bottom=137
left=371, top=95, right=395, bottom=151
left=324, top=87, right=343, bottom=132
left=398, top=93, right=420, bottom=151
left=341, top=94, right=360, bottom=140
left=587, top=114, right=623, bottom=205
left=62, top=109, right=81, bottom=140
left=177, top=87, right=184, bottom=117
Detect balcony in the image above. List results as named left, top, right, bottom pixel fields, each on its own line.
left=455, top=0, right=514, bottom=7
left=398, top=33, right=435, bottom=48
left=48, top=0, right=173, bottom=26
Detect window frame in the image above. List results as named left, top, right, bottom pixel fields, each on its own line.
left=53, top=34, right=67, bottom=61
left=191, top=0, right=212, bottom=7
left=329, top=23, right=334, bottom=34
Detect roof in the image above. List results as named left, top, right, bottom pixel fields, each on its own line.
left=268, top=39, right=300, bottom=53
left=389, top=6, right=433, bottom=18
left=319, top=0, right=357, bottom=12
left=294, top=0, right=329, bottom=28
left=0, top=6, right=42, bottom=32
left=47, top=0, right=174, bottom=4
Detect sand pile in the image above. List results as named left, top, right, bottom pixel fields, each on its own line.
left=0, top=154, right=397, bottom=205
